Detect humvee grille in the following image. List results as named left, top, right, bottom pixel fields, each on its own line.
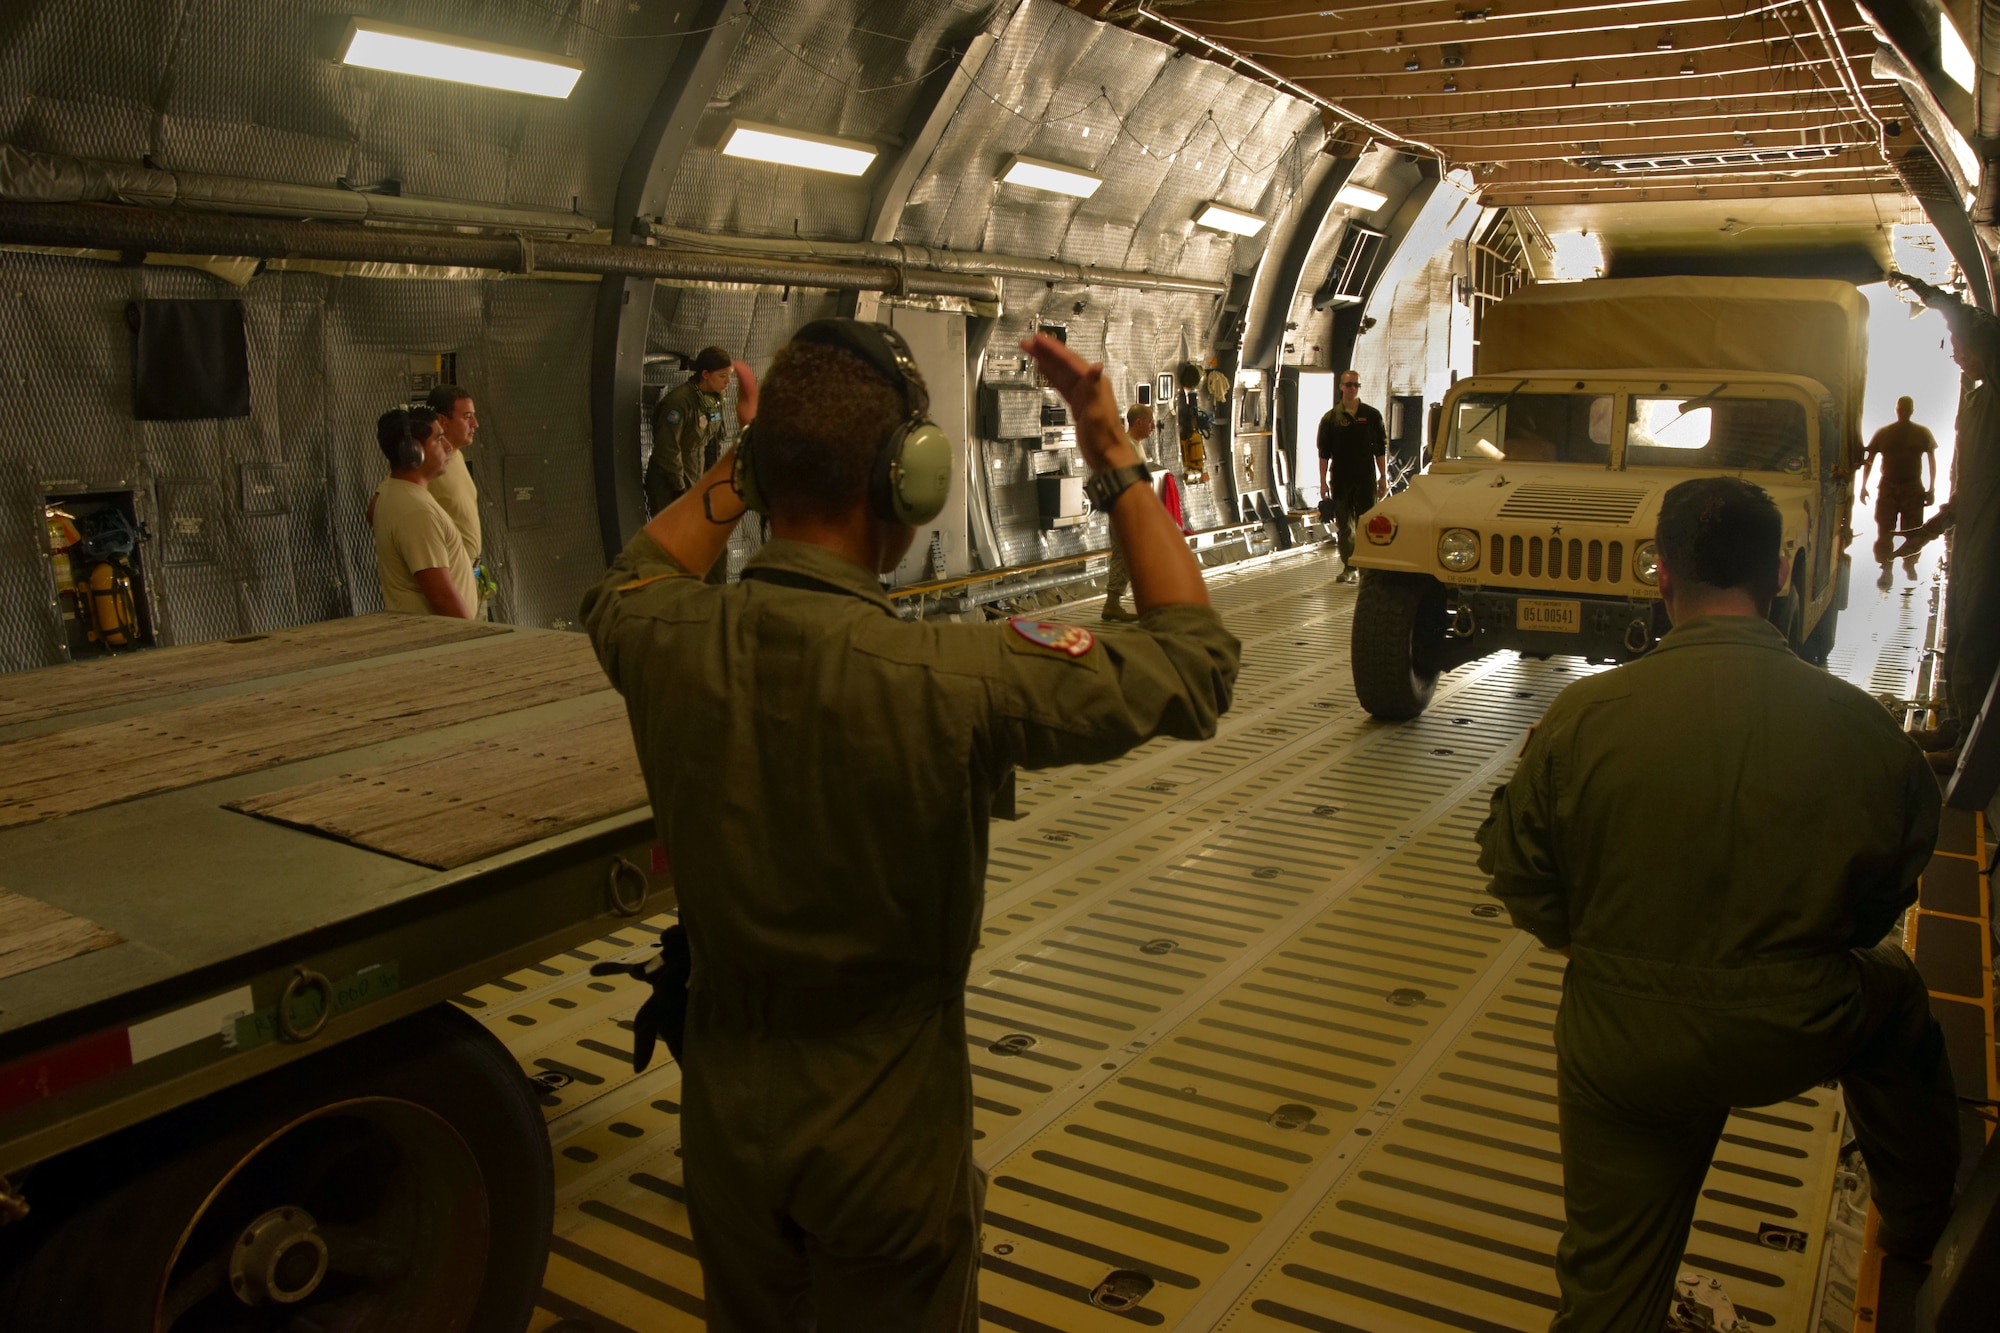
left=1495, top=485, right=1651, bottom=525
left=1490, top=533, right=1628, bottom=586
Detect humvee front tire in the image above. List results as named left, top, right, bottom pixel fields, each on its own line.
left=1351, top=571, right=1449, bottom=720
left=1800, top=605, right=1838, bottom=668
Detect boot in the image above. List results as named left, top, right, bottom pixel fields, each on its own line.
left=1101, top=598, right=1138, bottom=622
left=1876, top=563, right=1894, bottom=591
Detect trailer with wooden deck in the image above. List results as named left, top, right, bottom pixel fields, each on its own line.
left=0, top=615, right=661, bottom=1330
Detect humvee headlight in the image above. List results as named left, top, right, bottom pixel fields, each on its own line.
left=1437, top=528, right=1480, bottom=572
left=1634, top=541, right=1660, bottom=586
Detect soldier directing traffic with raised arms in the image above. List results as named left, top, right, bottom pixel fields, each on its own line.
left=581, top=320, right=1240, bottom=1331
left=1477, top=476, right=1958, bottom=1331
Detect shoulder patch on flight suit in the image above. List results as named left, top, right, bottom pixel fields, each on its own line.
left=662, top=410, right=681, bottom=424
left=1008, top=618, right=1095, bottom=658
left=617, top=571, right=690, bottom=593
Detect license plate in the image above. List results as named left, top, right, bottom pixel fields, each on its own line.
left=1517, top=599, right=1581, bottom=633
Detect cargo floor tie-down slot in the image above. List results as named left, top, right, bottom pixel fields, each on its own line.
left=487, top=552, right=1852, bottom=1333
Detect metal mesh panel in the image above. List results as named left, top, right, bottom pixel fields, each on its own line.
left=969, top=275, right=1225, bottom=555
left=900, top=0, right=1315, bottom=284
left=655, top=0, right=998, bottom=238
left=0, top=247, right=609, bottom=675
left=0, top=0, right=673, bottom=220
left=478, top=280, right=602, bottom=626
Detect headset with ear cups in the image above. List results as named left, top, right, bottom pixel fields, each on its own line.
left=733, top=318, right=955, bottom=526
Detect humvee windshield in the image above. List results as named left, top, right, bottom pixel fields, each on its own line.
left=1444, top=391, right=1614, bottom=465
left=1443, top=388, right=1812, bottom=476
left=1625, top=396, right=1810, bottom=475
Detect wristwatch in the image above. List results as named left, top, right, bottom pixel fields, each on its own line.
left=1085, top=462, right=1151, bottom=512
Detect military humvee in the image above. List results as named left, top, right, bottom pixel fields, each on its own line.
left=1348, top=277, right=1864, bottom=720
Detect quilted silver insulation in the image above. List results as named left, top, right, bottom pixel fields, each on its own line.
left=0, top=0, right=1356, bottom=668
left=0, top=250, right=607, bottom=671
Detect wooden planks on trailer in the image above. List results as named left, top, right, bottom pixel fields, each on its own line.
left=227, top=696, right=647, bottom=868
left=0, top=891, right=121, bottom=981
left=0, top=631, right=610, bottom=830
left=0, top=614, right=509, bottom=727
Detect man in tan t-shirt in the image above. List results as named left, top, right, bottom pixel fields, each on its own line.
left=1860, top=395, right=1938, bottom=588
left=372, top=407, right=476, bottom=618
left=425, top=385, right=482, bottom=563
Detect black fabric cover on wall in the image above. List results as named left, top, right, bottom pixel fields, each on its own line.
left=126, top=299, right=251, bottom=420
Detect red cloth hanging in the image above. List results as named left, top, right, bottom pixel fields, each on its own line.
left=1159, top=471, right=1190, bottom=532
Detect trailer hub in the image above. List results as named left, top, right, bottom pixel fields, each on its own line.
left=229, top=1206, right=328, bottom=1306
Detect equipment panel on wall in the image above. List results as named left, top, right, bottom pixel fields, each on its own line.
left=1035, top=475, right=1087, bottom=530
left=979, top=384, right=1042, bottom=440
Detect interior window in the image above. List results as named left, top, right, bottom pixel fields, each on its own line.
left=1625, top=396, right=1809, bottom=474
left=1444, top=392, right=1614, bottom=465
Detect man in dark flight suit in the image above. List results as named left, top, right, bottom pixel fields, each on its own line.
left=581, top=322, right=1239, bottom=1331
left=1478, top=477, right=1958, bottom=1332
left=1316, top=369, right=1388, bottom=579
left=647, top=345, right=734, bottom=584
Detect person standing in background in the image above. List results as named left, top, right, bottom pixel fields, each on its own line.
left=372, top=407, right=475, bottom=620
left=1317, top=370, right=1388, bottom=582
left=1858, top=395, right=1938, bottom=590
left=649, top=347, right=734, bottom=585
left=425, top=385, right=494, bottom=615
left=1101, top=403, right=1155, bottom=622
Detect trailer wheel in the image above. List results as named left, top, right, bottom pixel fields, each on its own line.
left=0, top=1005, right=551, bottom=1332
left=1351, top=571, right=1450, bottom=720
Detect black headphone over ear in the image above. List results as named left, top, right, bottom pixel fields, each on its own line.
left=396, top=431, right=425, bottom=471
left=735, top=318, right=954, bottom=525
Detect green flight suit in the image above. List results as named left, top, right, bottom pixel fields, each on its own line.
left=1477, top=615, right=1958, bottom=1332
left=646, top=380, right=729, bottom=585
left=581, top=533, right=1240, bottom=1333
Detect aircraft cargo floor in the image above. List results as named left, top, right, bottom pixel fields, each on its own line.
left=472, top=546, right=1949, bottom=1333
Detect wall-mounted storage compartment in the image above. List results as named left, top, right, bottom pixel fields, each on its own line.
left=1036, top=474, right=1087, bottom=530
left=979, top=384, right=1042, bottom=440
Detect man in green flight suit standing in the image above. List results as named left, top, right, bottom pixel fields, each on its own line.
left=647, top=345, right=734, bottom=583
left=1478, top=477, right=1959, bottom=1331
left=582, top=319, right=1239, bottom=1331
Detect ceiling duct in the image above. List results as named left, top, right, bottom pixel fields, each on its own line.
left=0, top=202, right=1001, bottom=302
left=0, top=146, right=598, bottom=237
left=642, top=224, right=1229, bottom=296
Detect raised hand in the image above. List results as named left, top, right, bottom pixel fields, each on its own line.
left=733, top=359, right=759, bottom=427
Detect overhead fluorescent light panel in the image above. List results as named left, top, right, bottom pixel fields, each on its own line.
left=1195, top=202, right=1267, bottom=236
left=340, top=19, right=583, bottom=99
left=1334, top=182, right=1389, bottom=211
left=1940, top=15, right=1976, bottom=92
left=719, top=121, right=878, bottom=176
left=1000, top=155, right=1104, bottom=199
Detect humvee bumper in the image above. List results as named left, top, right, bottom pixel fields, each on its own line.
left=1441, top=588, right=1668, bottom=669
